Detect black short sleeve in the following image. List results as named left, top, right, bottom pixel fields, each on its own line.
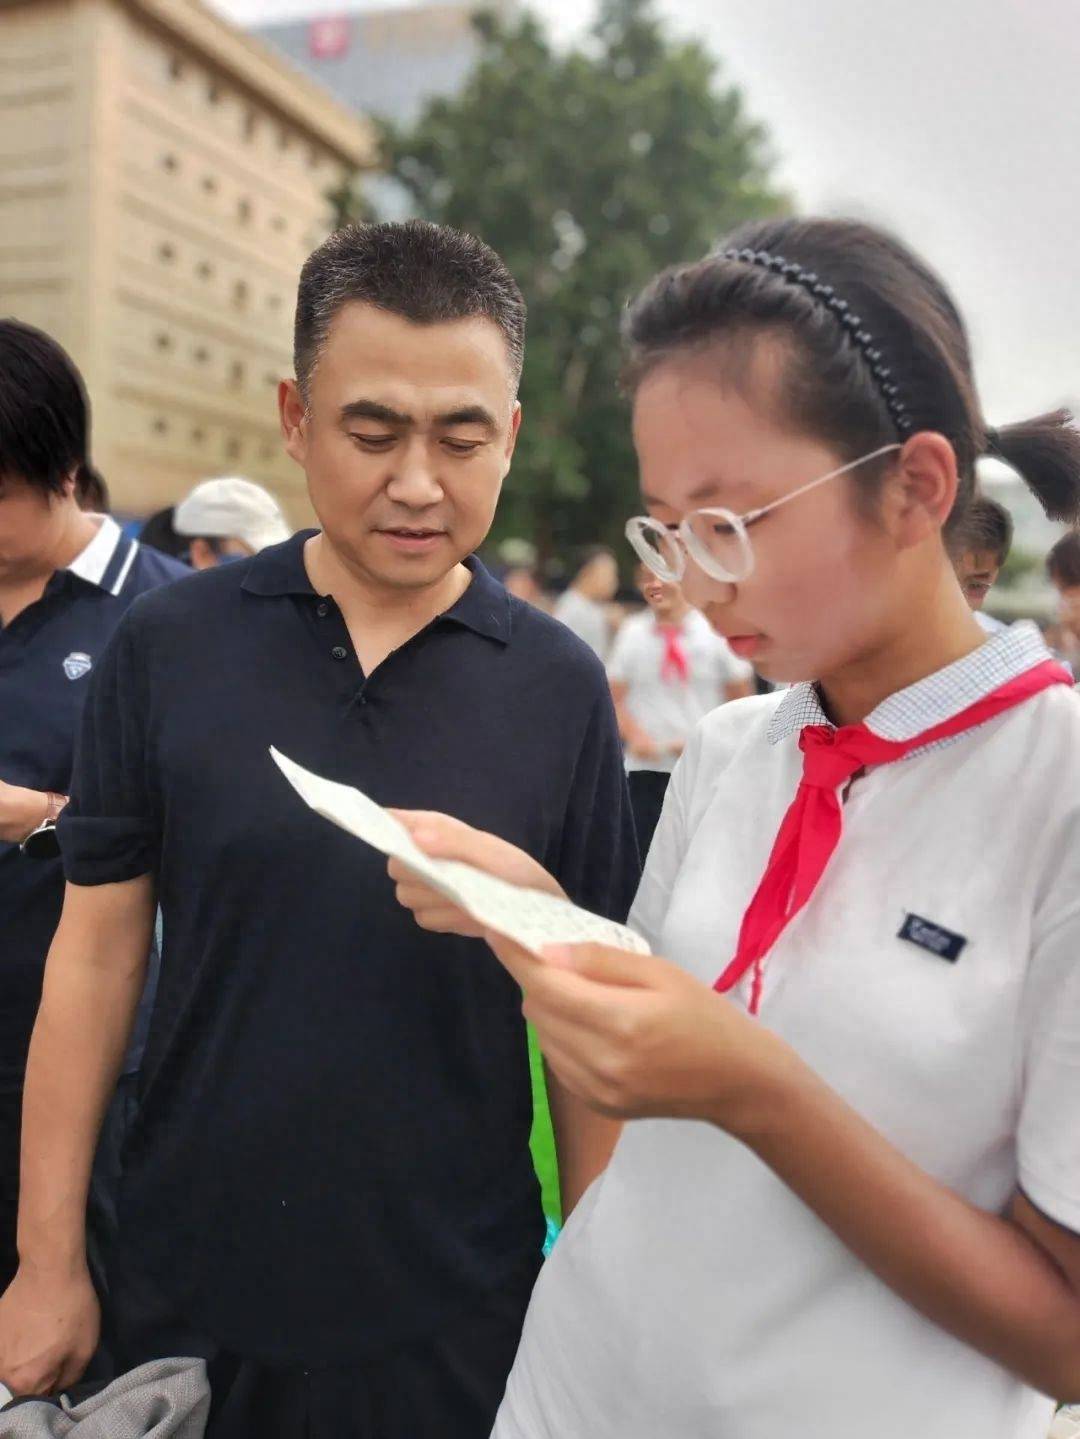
left=58, top=607, right=160, bottom=885
left=549, top=688, right=641, bottom=922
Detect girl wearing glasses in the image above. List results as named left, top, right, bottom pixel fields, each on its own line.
left=391, top=217, right=1080, bottom=1438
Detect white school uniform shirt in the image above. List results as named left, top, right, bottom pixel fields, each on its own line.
left=607, top=607, right=753, bottom=773
left=494, top=622, right=1080, bottom=1439
left=553, top=588, right=612, bottom=662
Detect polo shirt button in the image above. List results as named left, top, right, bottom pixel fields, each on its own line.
left=331, top=645, right=348, bottom=661
left=316, top=602, right=329, bottom=617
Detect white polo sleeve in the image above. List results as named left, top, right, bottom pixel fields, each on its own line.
left=606, top=615, right=637, bottom=685
left=1016, top=898, right=1080, bottom=1231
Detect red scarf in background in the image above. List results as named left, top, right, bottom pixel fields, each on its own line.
left=715, top=658, right=1073, bottom=1015
left=657, top=623, right=690, bottom=684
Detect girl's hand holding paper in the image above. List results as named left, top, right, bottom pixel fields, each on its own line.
left=395, top=807, right=789, bottom=1131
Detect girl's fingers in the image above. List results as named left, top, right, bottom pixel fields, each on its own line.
left=483, top=928, right=547, bottom=988
left=389, top=811, right=564, bottom=897
left=542, top=941, right=657, bottom=988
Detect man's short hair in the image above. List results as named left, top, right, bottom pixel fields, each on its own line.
left=294, top=221, right=526, bottom=400
left=949, top=496, right=1014, bottom=567
left=1047, top=530, right=1080, bottom=588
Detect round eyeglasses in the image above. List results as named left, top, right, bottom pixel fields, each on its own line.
left=625, top=444, right=902, bottom=584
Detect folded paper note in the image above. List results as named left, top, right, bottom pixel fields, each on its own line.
left=270, top=748, right=650, bottom=957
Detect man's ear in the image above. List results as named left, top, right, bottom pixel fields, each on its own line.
left=280, top=379, right=308, bottom=468
left=501, top=401, right=523, bottom=477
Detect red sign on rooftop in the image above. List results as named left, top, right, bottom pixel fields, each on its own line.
left=309, top=16, right=351, bottom=60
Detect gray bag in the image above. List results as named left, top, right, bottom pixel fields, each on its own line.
left=0, top=1359, right=209, bottom=1438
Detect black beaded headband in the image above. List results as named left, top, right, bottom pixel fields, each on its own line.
left=722, top=247, right=913, bottom=437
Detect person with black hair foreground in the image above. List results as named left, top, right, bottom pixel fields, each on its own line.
left=948, top=493, right=1014, bottom=630
left=0, top=223, right=638, bottom=1437
left=1047, top=530, right=1080, bottom=655
left=0, top=320, right=185, bottom=1296
left=393, top=217, right=1080, bottom=1439
left=553, top=545, right=619, bottom=659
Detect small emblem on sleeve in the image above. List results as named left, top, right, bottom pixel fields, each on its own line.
left=898, top=913, right=966, bottom=963
left=62, top=651, right=92, bottom=681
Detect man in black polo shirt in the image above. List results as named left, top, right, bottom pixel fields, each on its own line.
left=0, top=320, right=187, bottom=1297
left=0, top=223, right=639, bottom=1436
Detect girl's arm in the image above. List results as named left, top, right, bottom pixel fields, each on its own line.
left=498, top=938, right=1080, bottom=1402
left=736, top=1049, right=1080, bottom=1401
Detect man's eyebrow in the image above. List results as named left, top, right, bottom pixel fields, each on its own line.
left=339, top=400, right=412, bottom=426
left=436, top=405, right=497, bottom=429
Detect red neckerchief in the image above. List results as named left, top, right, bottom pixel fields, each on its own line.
left=716, top=659, right=1073, bottom=1014
left=657, top=622, right=690, bottom=683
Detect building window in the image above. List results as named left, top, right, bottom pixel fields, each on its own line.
left=278, top=127, right=290, bottom=152
left=307, top=144, right=320, bottom=171
left=233, top=279, right=249, bottom=309
left=202, top=175, right=218, bottom=195
left=270, top=215, right=286, bottom=234
left=243, top=109, right=258, bottom=142
left=152, top=417, right=168, bottom=435
left=154, top=332, right=172, bottom=352
left=237, top=198, right=252, bottom=225
left=158, top=242, right=176, bottom=263
left=207, top=81, right=221, bottom=105
left=225, top=436, right=242, bottom=460
left=260, top=441, right=276, bottom=462
left=229, top=360, right=245, bottom=389
left=263, top=370, right=277, bottom=388
left=196, top=260, right=213, bottom=281
left=192, top=426, right=206, bottom=444
left=193, top=345, right=210, bottom=365
left=267, top=293, right=282, bottom=312
left=161, top=153, right=179, bottom=174
left=168, top=55, right=183, bottom=82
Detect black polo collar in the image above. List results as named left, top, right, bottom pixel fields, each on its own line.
left=242, top=530, right=511, bottom=645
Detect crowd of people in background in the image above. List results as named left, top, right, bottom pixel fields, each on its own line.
left=1, top=209, right=1079, bottom=1439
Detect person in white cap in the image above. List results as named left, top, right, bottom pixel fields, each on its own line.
left=171, top=477, right=291, bottom=569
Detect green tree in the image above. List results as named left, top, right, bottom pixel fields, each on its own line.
left=356, top=0, right=787, bottom=559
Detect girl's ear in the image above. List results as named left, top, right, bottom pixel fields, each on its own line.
left=878, top=432, right=959, bottom=550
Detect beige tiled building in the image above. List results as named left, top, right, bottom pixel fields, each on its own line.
left=0, top=0, right=375, bottom=525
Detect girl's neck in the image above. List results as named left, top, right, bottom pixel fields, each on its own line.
left=818, top=566, right=988, bottom=729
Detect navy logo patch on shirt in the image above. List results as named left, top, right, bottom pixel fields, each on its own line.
left=898, top=913, right=966, bottom=963
left=62, top=651, right=92, bottom=682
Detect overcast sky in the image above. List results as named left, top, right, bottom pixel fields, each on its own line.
left=214, top=0, right=1080, bottom=424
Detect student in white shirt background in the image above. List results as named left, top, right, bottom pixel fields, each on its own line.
left=552, top=546, right=619, bottom=661
left=949, top=493, right=1013, bottom=633
left=609, top=563, right=753, bottom=854
left=1047, top=531, right=1080, bottom=678
left=389, top=215, right=1080, bottom=1439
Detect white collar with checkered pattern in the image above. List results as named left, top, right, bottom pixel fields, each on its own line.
left=767, top=621, right=1054, bottom=748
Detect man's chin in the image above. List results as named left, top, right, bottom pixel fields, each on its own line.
left=357, top=536, right=466, bottom=589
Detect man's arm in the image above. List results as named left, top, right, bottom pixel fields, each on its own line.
left=544, top=1061, right=621, bottom=1219
left=0, top=779, right=53, bottom=845
left=0, top=875, right=154, bottom=1396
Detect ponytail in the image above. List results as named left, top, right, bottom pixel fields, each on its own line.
left=983, top=409, right=1080, bottom=523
